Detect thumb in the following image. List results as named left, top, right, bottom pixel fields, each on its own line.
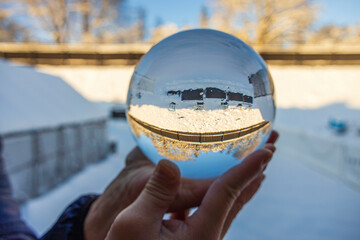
left=131, top=159, right=181, bottom=221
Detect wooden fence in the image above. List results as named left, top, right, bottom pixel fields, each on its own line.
left=1, top=43, right=360, bottom=65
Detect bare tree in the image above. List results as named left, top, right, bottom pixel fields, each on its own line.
left=7, top=0, right=73, bottom=44
left=151, top=22, right=179, bottom=43
left=3, top=0, right=145, bottom=44
left=135, top=7, right=146, bottom=41
left=309, top=23, right=360, bottom=45
left=0, top=17, right=30, bottom=42
left=310, top=25, right=348, bottom=44
left=200, top=6, right=209, bottom=28
left=104, top=6, right=146, bottom=43
left=0, top=1, right=30, bottom=42
left=73, top=0, right=127, bottom=43
left=209, top=0, right=317, bottom=45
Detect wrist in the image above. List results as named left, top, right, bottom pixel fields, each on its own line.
left=84, top=193, right=127, bottom=240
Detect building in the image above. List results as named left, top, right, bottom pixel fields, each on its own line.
left=167, top=87, right=253, bottom=108
left=248, top=69, right=270, bottom=98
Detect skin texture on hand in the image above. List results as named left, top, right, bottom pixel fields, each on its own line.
left=102, top=131, right=279, bottom=240
left=84, top=144, right=216, bottom=240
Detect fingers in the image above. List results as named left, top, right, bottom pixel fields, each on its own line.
left=266, top=130, right=279, bottom=144
left=131, top=160, right=181, bottom=222
left=168, top=178, right=215, bottom=212
left=189, top=148, right=273, bottom=237
left=105, top=160, right=181, bottom=240
left=263, top=130, right=278, bottom=155
left=221, top=174, right=265, bottom=239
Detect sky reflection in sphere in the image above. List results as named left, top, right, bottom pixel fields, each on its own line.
left=126, top=29, right=275, bottom=178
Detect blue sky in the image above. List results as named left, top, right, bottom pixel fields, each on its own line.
left=129, top=0, right=360, bottom=30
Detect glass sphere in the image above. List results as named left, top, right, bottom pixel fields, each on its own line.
left=126, top=29, right=275, bottom=179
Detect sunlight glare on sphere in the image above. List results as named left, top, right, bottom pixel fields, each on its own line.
left=126, top=29, right=275, bottom=178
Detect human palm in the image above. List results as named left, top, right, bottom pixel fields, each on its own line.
left=86, top=131, right=278, bottom=240
left=84, top=147, right=213, bottom=240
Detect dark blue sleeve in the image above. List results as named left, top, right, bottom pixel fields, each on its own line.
left=0, top=171, right=38, bottom=240
left=0, top=140, right=38, bottom=240
left=40, top=194, right=99, bottom=240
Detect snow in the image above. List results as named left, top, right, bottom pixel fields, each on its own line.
left=276, top=103, right=360, bottom=145
left=13, top=64, right=360, bottom=239
left=275, top=104, right=360, bottom=188
left=0, top=60, right=107, bottom=135
left=36, top=65, right=360, bottom=110
left=37, top=65, right=135, bottom=103
left=21, top=120, right=360, bottom=239
left=225, top=143, right=360, bottom=240
left=21, top=121, right=135, bottom=236
left=269, top=65, right=360, bottom=109
left=129, top=104, right=265, bottom=132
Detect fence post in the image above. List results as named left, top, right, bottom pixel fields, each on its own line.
left=31, top=130, right=40, bottom=197
left=75, top=124, right=83, bottom=170
left=56, top=126, right=65, bottom=182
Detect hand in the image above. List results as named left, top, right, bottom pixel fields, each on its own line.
left=105, top=131, right=278, bottom=240
left=84, top=147, right=214, bottom=240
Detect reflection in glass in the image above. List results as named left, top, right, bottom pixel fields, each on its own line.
left=126, top=29, right=276, bottom=178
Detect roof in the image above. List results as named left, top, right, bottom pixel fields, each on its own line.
left=0, top=60, right=107, bottom=135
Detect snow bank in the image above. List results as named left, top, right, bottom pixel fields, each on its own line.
left=275, top=104, right=360, bottom=188
left=21, top=120, right=360, bottom=239
left=0, top=60, right=107, bottom=135
left=269, top=65, right=360, bottom=109
left=34, top=64, right=360, bottom=186
left=37, top=65, right=135, bottom=103
left=15, top=64, right=359, bottom=239
left=36, top=65, right=360, bottom=110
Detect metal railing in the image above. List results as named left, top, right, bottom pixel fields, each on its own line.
left=128, top=114, right=270, bottom=143
left=1, top=118, right=108, bottom=202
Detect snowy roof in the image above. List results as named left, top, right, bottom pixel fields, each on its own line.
left=0, top=60, right=107, bottom=135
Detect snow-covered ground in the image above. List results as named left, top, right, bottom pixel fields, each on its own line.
left=37, top=65, right=360, bottom=109
left=269, top=65, right=360, bottom=109
left=21, top=120, right=360, bottom=239
left=36, top=64, right=360, bottom=184
left=17, top=64, right=360, bottom=239
left=38, top=65, right=135, bottom=104
left=129, top=104, right=265, bottom=132
left=21, top=121, right=133, bottom=236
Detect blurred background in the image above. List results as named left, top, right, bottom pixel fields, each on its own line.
left=0, top=0, right=359, bottom=239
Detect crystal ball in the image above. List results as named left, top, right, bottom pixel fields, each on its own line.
left=126, top=29, right=275, bottom=178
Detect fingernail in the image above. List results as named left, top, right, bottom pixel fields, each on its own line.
left=265, top=144, right=276, bottom=153
left=262, top=149, right=273, bottom=166
left=263, top=164, right=268, bottom=171
left=254, top=173, right=265, bottom=184
left=272, top=131, right=279, bottom=142
left=261, top=174, right=266, bottom=181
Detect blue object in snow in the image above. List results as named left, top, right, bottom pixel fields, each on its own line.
left=328, top=118, right=347, bottom=134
